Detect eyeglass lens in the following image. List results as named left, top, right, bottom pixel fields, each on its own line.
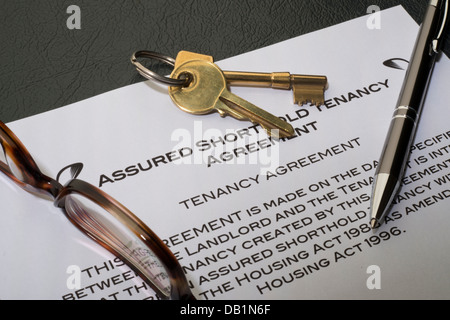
left=64, top=193, right=171, bottom=298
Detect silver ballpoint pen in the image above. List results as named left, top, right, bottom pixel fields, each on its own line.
left=370, top=0, right=449, bottom=229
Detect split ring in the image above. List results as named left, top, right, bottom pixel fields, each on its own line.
left=131, top=50, right=189, bottom=87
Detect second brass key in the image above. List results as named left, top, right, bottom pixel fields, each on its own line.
left=223, top=71, right=328, bottom=107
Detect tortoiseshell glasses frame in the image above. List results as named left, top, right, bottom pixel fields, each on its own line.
left=0, top=121, right=194, bottom=300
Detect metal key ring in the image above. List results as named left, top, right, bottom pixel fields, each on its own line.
left=130, top=50, right=188, bottom=87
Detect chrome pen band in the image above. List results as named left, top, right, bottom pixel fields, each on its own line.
left=392, top=105, right=418, bottom=122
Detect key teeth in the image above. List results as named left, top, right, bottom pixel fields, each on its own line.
left=312, top=100, right=325, bottom=107
left=296, top=99, right=325, bottom=107
left=293, top=87, right=326, bottom=107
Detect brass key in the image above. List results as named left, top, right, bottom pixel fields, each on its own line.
left=223, top=71, right=328, bottom=107
left=168, top=54, right=295, bottom=139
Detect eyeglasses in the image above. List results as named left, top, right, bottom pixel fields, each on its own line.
left=0, top=121, right=195, bottom=300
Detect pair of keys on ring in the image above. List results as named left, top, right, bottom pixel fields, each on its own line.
left=131, top=50, right=328, bottom=139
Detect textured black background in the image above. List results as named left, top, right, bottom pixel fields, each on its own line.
left=0, top=0, right=448, bottom=123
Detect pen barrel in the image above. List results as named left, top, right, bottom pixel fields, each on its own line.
left=378, top=0, right=446, bottom=178
left=370, top=1, right=447, bottom=226
left=376, top=115, right=416, bottom=177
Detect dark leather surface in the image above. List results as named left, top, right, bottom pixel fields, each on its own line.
left=0, top=0, right=447, bottom=122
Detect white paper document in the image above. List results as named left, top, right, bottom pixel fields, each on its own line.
left=1, top=6, right=449, bottom=300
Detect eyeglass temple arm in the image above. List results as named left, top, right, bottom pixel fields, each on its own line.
left=0, top=121, right=62, bottom=198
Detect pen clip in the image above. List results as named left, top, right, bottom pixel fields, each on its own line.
left=431, top=0, right=449, bottom=53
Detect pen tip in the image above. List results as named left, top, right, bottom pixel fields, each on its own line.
left=370, top=218, right=379, bottom=230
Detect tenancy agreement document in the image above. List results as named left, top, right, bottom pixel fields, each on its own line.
left=1, top=6, right=449, bottom=300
